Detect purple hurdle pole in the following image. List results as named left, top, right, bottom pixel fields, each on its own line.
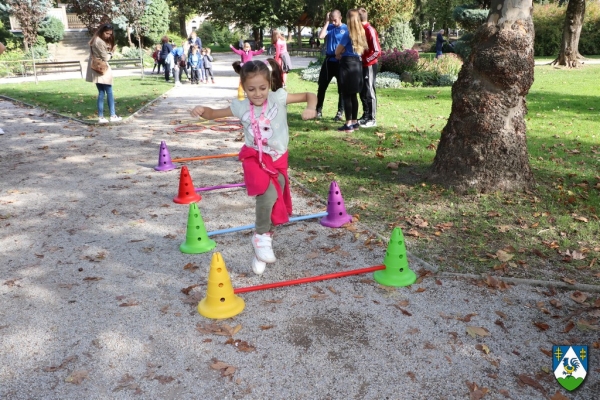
left=195, top=183, right=246, bottom=192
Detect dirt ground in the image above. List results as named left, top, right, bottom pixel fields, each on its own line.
left=1, top=54, right=599, bottom=399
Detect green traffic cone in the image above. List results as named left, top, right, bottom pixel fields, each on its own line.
left=374, top=227, right=417, bottom=287
left=180, top=203, right=217, bottom=254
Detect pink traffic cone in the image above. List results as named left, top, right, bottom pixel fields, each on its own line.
left=154, top=141, right=176, bottom=171
left=320, top=181, right=352, bottom=228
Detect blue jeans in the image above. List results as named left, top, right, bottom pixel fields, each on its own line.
left=96, top=83, right=115, bottom=117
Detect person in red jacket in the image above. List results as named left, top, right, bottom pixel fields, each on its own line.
left=358, top=8, right=381, bottom=128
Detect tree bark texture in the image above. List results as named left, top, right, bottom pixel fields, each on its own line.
left=551, top=0, right=585, bottom=67
left=427, top=0, right=535, bottom=194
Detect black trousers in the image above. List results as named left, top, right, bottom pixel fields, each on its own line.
left=359, top=63, right=378, bottom=120
left=316, top=57, right=343, bottom=114
left=191, top=68, right=199, bottom=82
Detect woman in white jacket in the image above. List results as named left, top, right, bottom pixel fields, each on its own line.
left=85, top=24, right=121, bottom=124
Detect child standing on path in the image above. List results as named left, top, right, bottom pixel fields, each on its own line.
left=152, top=44, right=161, bottom=74
left=190, top=61, right=317, bottom=274
left=202, top=48, right=214, bottom=83
left=230, top=42, right=265, bottom=96
left=188, top=46, right=202, bottom=84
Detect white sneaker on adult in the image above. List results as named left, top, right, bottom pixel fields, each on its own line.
left=251, top=232, right=276, bottom=263
left=110, top=115, right=122, bottom=122
left=252, top=257, right=266, bottom=275
left=98, top=117, right=109, bottom=124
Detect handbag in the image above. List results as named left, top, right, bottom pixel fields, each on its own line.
left=90, top=47, right=108, bottom=75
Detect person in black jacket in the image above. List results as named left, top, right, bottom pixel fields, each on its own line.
left=159, top=36, right=173, bottom=82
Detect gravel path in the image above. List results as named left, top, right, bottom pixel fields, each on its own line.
left=1, top=54, right=598, bottom=399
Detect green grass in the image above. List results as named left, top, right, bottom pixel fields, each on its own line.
left=0, top=76, right=172, bottom=122
left=283, top=64, right=600, bottom=284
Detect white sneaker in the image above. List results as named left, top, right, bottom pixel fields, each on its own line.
left=98, top=117, right=109, bottom=124
left=252, top=257, right=266, bottom=275
left=175, top=81, right=182, bottom=87
left=251, top=232, right=276, bottom=263
left=110, top=115, right=122, bottom=122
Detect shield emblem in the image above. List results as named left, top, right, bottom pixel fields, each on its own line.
left=552, top=345, right=588, bottom=391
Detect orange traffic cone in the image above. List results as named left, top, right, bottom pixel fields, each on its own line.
left=173, top=166, right=202, bottom=204
left=198, top=252, right=245, bottom=319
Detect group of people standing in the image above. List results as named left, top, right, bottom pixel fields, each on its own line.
left=316, top=7, right=381, bottom=132
left=154, top=31, right=215, bottom=86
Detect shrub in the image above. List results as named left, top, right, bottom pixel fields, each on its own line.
left=39, top=16, right=65, bottom=44
left=381, top=19, right=415, bottom=51
left=453, top=32, right=474, bottom=60
left=453, top=5, right=488, bottom=32
left=379, top=48, right=419, bottom=75
left=533, top=4, right=564, bottom=57
left=300, top=65, right=401, bottom=89
left=196, top=21, right=236, bottom=46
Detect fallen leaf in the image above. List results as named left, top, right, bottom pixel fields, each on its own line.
left=406, top=371, right=416, bottom=381
left=394, top=306, right=412, bottom=316
left=475, top=344, right=491, bottom=354
left=466, top=326, right=490, bottom=338
left=42, top=355, right=78, bottom=372
left=260, top=325, right=274, bottom=330
left=516, top=374, right=546, bottom=395
left=550, top=391, right=569, bottom=400
left=119, top=301, right=140, bottom=307
left=561, top=277, right=576, bottom=285
left=154, top=375, right=175, bottom=384
left=495, top=319, right=508, bottom=332
left=564, top=321, right=575, bottom=333
left=539, top=347, right=552, bottom=357
left=459, top=313, right=478, bottom=322
left=415, top=287, right=426, bottom=293
left=83, top=277, right=103, bottom=281
left=181, top=284, right=199, bottom=295
left=224, top=338, right=256, bottom=352
left=570, top=291, right=587, bottom=304
left=496, top=250, right=514, bottom=262
left=65, top=370, right=88, bottom=384
left=465, top=380, right=489, bottom=400
left=495, top=311, right=507, bottom=319
left=533, top=321, right=550, bottom=331
left=183, top=263, right=199, bottom=271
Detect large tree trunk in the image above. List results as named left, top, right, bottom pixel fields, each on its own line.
left=178, top=12, right=187, bottom=38
left=551, top=0, right=585, bottom=67
left=427, top=0, right=535, bottom=193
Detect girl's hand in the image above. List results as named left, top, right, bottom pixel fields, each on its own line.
left=190, top=106, right=205, bottom=118
left=301, top=108, right=317, bottom=120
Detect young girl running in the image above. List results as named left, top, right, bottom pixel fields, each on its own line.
left=190, top=61, right=317, bottom=274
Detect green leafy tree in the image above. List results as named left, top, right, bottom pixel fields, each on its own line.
left=4, top=0, right=51, bottom=50
left=381, top=18, right=415, bottom=50
left=69, top=0, right=120, bottom=34
left=139, top=0, right=169, bottom=44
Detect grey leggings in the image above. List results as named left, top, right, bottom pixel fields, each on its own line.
left=255, top=173, right=285, bottom=234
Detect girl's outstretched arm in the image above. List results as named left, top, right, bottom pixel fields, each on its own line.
left=230, top=45, right=243, bottom=55
left=190, top=106, right=234, bottom=120
left=286, top=92, right=317, bottom=120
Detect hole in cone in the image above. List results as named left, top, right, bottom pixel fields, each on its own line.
left=399, top=255, right=403, bottom=259
left=217, top=268, right=222, bottom=273
left=400, top=268, right=404, bottom=272
left=196, top=226, right=199, bottom=229
left=398, top=241, right=402, bottom=245
left=197, top=237, right=202, bottom=241
left=194, top=214, right=198, bottom=218
left=218, top=283, right=223, bottom=288
left=220, top=298, right=225, bottom=302
left=337, top=202, right=341, bottom=205
left=338, top=212, right=342, bottom=216
left=335, top=191, right=339, bottom=195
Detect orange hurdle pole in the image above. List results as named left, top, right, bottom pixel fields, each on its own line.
left=171, top=153, right=238, bottom=163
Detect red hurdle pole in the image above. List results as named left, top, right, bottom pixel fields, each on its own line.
left=233, top=265, right=386, bottom=294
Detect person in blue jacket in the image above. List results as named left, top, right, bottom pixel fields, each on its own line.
left=159, top=36, right=173, bottom=82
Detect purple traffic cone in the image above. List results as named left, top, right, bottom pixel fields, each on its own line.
left=154, top=141, right=176, bottom=171
left=320, top=181, right=352, bottom=228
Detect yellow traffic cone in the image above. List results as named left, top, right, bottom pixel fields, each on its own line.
left=237, top=81, right=245, bottom=101
left=198, top=252, right=245, bottom=319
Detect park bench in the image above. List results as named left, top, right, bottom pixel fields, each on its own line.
left=109, top=58, right=143, bottom=69
left=34, top=60, right=83, bottom=78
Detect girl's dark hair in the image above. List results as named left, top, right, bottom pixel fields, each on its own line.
left=239, top=61, right=285, bottom=92
left=89, top=23, right=115, bottom=48
left=232, top=60, right=242, bottom=74
left=265, top=58, right=284, bottom=91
